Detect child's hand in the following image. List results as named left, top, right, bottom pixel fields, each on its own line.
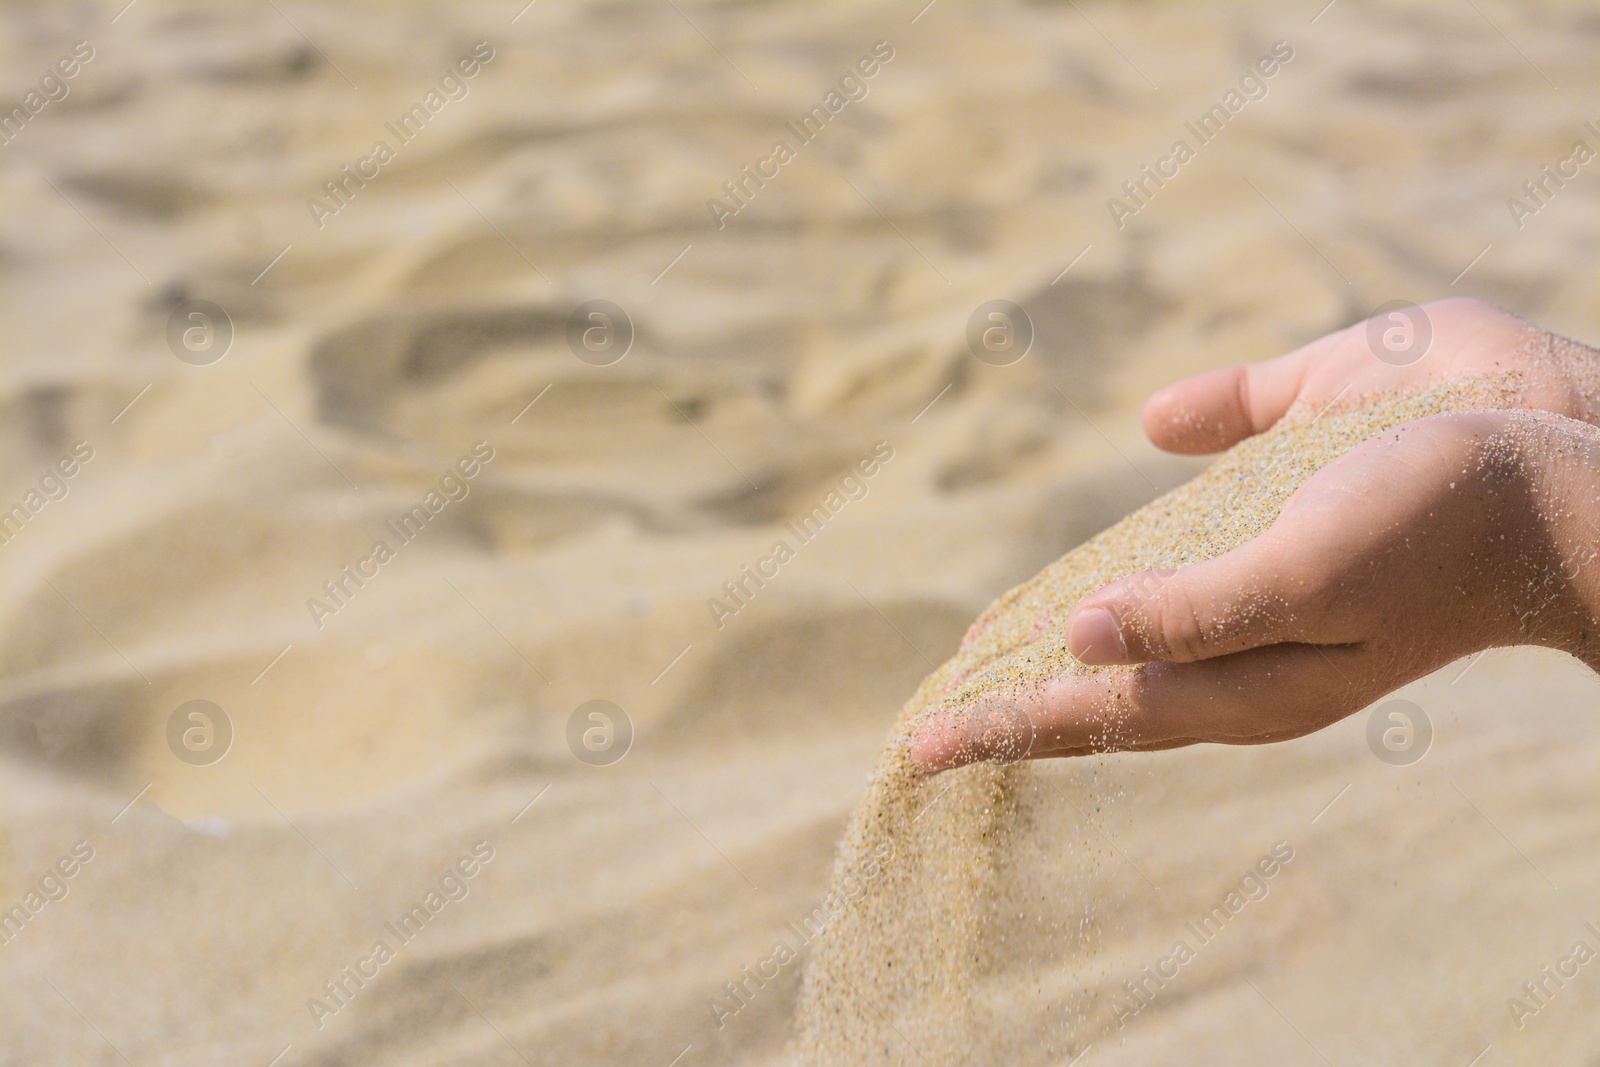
left=1142, top=298, right=1600, bottom=454
left=913, top=309, right=1600, bottom=773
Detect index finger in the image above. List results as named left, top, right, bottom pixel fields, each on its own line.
left=1140, top=333, right=1329, bottom=455
left=911, top=642, right=1370, bottom=774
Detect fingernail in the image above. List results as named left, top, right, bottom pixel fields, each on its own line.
left=1068, top=607, right=1127, bottom=664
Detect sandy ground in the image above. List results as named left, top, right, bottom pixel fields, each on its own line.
left=3, top=1, right=1600, bottom=1064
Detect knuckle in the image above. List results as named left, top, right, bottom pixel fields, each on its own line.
left=1113, top=569, right=1165, bottom=612
left=1292, top=577, right=1340, bottom=630
left=1428, top=296, right=1506, bottom=325
left=1145, top=589, right=1211, bottom=661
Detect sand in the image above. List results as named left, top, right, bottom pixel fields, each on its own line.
left=791, top=376, right=1520, bottom=1064
left=5, top=2, right=1600, bottom=1066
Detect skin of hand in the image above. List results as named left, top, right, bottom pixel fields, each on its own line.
left=1142, top=298, right=1600, bottom=454
left=912, top=303, right=1600, bottom=774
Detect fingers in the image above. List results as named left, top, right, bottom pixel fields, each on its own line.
left=910, top=696, right=1037, bottom=773
left=1140, top=347, right=1314, bottom=454
left=1061, top=534, right=1319, bottom=666
left=912, top=642, right=1375, bottom=774
left=1085, top=409, right=1518, bottom=668
left=1140, top=299, right=1535, bottom=456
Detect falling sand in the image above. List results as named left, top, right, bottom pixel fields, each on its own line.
left=789, top=375, right=1524, bottom=1065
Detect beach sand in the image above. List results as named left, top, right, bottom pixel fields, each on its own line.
left=791, top=376, right=1523, bottom=1065
left=3, top=2, right=1600, bottom=1065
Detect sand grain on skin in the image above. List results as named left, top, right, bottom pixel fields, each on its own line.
left=790, top=377, right=1517, bottom=1065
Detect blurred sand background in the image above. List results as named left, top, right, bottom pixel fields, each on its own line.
left=3, top=1, right=1600, bottom=1064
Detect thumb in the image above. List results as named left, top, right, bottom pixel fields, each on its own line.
left=1141, top=353, right=1309, bottom=455
left=1064, top=541, right=1312, bottom=665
